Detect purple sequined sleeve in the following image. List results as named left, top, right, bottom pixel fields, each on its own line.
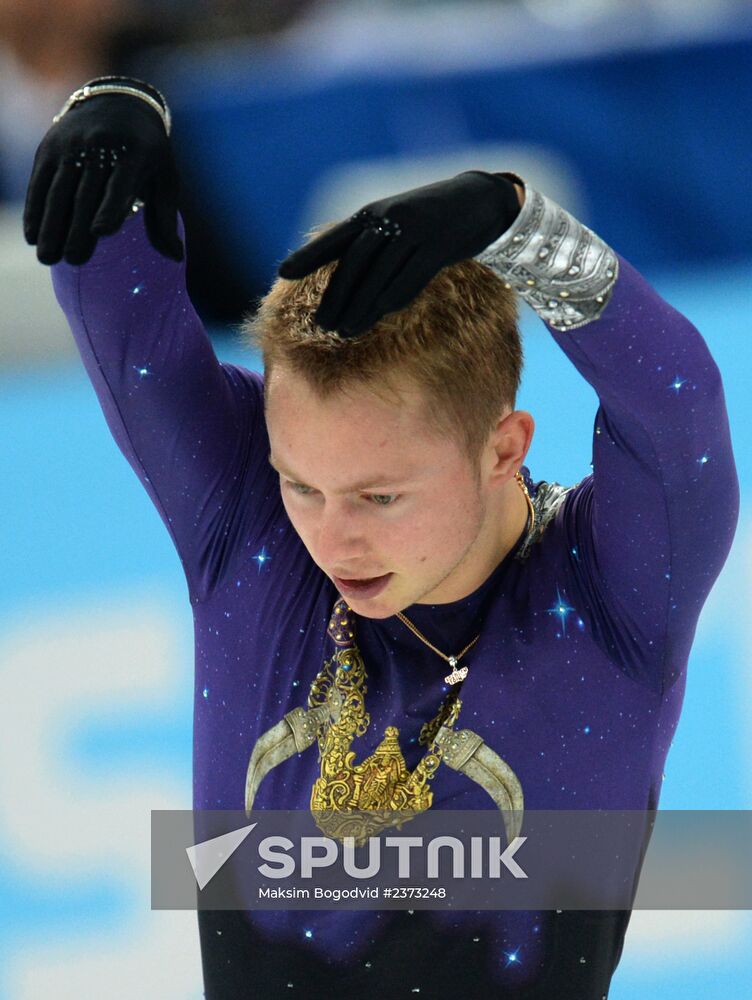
left=50, top=208, right=270, bottom=603
left=552, top=256, right=738, bottom=691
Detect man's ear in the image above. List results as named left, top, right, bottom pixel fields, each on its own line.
left=487, top=410, right=535, bottom=483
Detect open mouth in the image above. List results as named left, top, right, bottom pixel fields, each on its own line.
left=333, top=572, right=393, bottom=599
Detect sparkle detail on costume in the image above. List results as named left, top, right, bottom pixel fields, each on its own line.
left=352, top=208, right=403, bottom=239
left=474, top=184, right=619, bottom=330
left=547, top=586, right=577, bottom=637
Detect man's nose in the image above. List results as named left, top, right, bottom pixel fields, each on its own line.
left=314, top=500, right=370, bottom=570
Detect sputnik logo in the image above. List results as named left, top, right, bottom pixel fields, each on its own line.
left=185, top=822, right=257, bottom=890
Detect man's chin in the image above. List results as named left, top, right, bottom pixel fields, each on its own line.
left=353, top=605, right=396, bottom=621
left=339, top=579, right=404, bottom=620
left=342, top=593, right=398, bottom=620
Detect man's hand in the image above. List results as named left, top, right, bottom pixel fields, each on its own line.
left=24, top=82, right=183, bottom=266
left=278, top=171, right=522, bottom=338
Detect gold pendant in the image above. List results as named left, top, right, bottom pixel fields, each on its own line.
left=307, top=643, right=461, bottom=846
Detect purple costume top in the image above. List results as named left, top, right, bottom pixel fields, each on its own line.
left=51, top=185, right=738, bottom=999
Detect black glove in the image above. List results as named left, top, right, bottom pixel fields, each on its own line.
left=278, top=171, right=521, bottom=338
left=24, top=78, right=183, bottom=266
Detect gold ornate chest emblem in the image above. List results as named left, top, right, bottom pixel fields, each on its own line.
left=245, top=599, right=524, bottom=847
left=306, top=639, right=462, bottom=844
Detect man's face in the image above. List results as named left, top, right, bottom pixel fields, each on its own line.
left=264, top=364, right=492, bottom=619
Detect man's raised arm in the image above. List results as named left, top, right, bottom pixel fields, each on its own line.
left=24, top=78, right=270, bottom=602
left=476, top=181, right=739, bottom=692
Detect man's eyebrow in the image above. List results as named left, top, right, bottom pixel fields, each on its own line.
left=268, top=454, right=416, bottom=492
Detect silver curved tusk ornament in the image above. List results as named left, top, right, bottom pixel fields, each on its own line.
left=434, top=725, right=524, bottom=843
left=245, top=703, right=330, bottom=817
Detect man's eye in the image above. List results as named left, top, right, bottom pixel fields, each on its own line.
left=287, top=481, right=314, bottom=495
left=368, top=494, right=400, bottom=506
left=285, top=481, right=399, bottom=507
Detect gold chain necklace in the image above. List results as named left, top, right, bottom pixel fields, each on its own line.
left=395, top=470, right=535, bottom=685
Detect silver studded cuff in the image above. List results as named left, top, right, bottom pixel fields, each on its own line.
left=474, top=182, right=619, bottom=331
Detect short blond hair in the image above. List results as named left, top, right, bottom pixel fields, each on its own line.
left=243, top=246, right=522, bottom=473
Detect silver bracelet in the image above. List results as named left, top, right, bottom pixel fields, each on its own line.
left=474, top=179, right=618, bottom=331
left=53, top=83, right=171, bottom=136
